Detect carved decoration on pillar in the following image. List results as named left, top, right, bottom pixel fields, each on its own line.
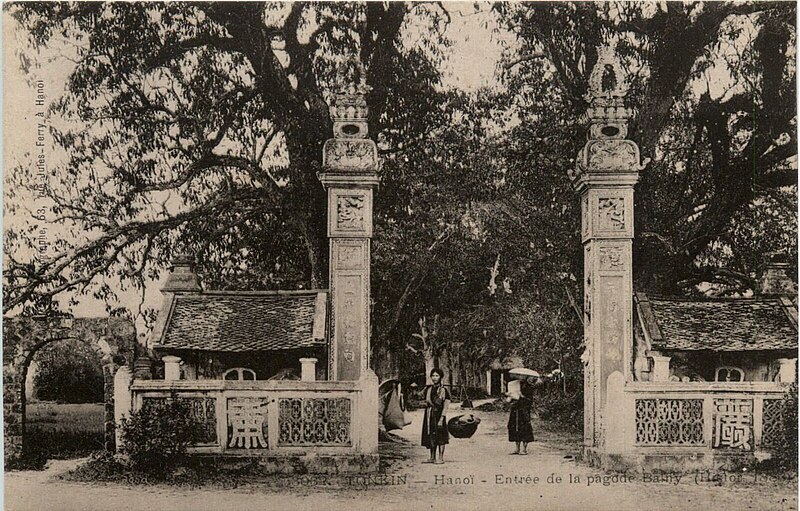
left=584, top=246, right=592, bottom=323
left=582, top=196, right=590, bottom=238
left=598, top=246, right=624, bottom=270
left=324, top=139, right=378, bottom=171
left=602, top=280, right=623, bottom=364
left=587, top=140, right=639, bottom=170
left=337, top=195, right=366, bottom=230
left=336, top=244, right=365, bottom=270
left=598, top=198, right=625, bottom=231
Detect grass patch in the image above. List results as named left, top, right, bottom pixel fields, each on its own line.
left=25, top=402, right=105, bottom=460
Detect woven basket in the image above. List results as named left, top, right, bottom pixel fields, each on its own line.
left=448, top=414, right=481, bottom=439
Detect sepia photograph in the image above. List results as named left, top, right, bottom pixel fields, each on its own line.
left=1, top=2, right=798, bottom=510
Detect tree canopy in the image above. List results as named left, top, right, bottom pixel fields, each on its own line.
left=497, top=1, right=797, bottom=295
left=4, top=2, right=796, bottom=391
left=5, top=1, right=452, bottom=311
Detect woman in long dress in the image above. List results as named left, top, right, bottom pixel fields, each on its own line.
left=421, top=368, right=451, bottom=464
left=508, top=377, right=535, bottom=455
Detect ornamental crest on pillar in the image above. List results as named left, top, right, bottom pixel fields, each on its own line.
left=569, top=46, right=649, bottom=183
left=322, top=67, right=379, bottom=174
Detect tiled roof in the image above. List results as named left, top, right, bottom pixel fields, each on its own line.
left=635, top=293, right=798, bottom=352
left=154, top=291, right=327, bottom=352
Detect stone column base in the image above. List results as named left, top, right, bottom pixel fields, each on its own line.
left=579, top=446, right=769, bottom=474
left=192, top=453, right=380, bottom=474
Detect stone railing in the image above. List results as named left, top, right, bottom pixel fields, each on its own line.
left=622, top=382, right=790, bottom=452
left=125, top=377, right=378, bottom=455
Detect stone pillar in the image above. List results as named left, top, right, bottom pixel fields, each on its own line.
left=319, top=81, right=380, bottom=381
left=162, top=355, right=182, bottom=381
left=102, top=358, right=118, bottom=451
left=24, top=361, right=38, bottom=402
left=651, top=355, right=672, bottom=382
left=133, top=355, right=153, bottom=379
left=777, top=358, right=797, bottom=383
left=113, top=366, right=133, bottom=451
left=357, top=369, right=380, bottom=453
left=300, top=358, right=318, bottom=382
left=3, top=358, right=24, bottom=464
left=569, top=46, right=648, bottom=452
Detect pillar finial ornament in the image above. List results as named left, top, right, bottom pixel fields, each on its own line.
left=321, top=57, right=379, bottom=175
left=329, top=75, right=371, bottom=140
left=569, top=45, right=649, bottom=184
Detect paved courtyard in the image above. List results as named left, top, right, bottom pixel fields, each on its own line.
left=4, top=407, right=797, bottom=511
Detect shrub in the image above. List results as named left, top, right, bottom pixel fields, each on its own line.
left=62, top=450, right=127, bottom=481
left=118, top=397, right=201, bottom=475
left=532, top=383, right=583, bottom=431
left=773, top=383, right=798, bottom=471
left=6, top=446, right=48, bottom=471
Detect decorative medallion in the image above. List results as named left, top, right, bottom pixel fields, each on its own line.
left=598, top=198, right=625, bottom=231
left=323, top=139, right=378, bottom=171
left=227, top=397, right=268, bottom=449
left=598, top=246, right=624, bottom=270
left=336, top=195, right=365, bottom=230
left=713, top=399, right=753, bottom=450
left=587, top=140, right=639, bottom=170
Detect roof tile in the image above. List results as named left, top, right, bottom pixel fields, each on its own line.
left=639, top=294, right=797, bottom=352
left=155, top=291, right=325, bottom=352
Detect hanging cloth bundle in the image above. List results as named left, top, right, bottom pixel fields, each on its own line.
left=379, top=379, right=412, bottom=431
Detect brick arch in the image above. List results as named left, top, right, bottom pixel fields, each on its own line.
left=2, top=317, right=135, bottom=464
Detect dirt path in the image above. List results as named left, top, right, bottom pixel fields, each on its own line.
left=5, top=407, right=797, bottom=511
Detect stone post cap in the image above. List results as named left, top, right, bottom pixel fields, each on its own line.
left=299, top=357, right=319, bottom=363
left=161, top=355, right=182, bottom=363
left=758, top=255, right=797, bottom=296
left=162, top=253, right=202, bottom=293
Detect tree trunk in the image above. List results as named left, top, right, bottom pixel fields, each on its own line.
left=424, top=349, right=435, bottom=385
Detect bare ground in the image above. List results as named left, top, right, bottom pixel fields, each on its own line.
left=5, top=407, right=797, bottom=511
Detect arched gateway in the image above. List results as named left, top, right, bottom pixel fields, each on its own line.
left=3, top=316, right=136, bottom=464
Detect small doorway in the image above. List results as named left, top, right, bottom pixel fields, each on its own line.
left=489, top=369, right=503, bottom=397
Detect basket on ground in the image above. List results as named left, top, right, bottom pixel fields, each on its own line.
left=448, top=414, right=481, bottom=439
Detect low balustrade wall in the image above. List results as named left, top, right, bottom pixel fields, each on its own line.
left=128, top=378, right=378, bottom=455
left=623, top=382, right=790, bottom=453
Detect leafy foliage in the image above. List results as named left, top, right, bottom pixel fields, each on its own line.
left=4, top=2, right=451, bottom=313
left=4, top=3, right=796, bottom=434
left=33, top=339, right=105, bottom=403
left=119, top=397, right=201, bottom=475
left=496, top=2, right=797, bottom=296
left=775, top=383, right=798, bottom=471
